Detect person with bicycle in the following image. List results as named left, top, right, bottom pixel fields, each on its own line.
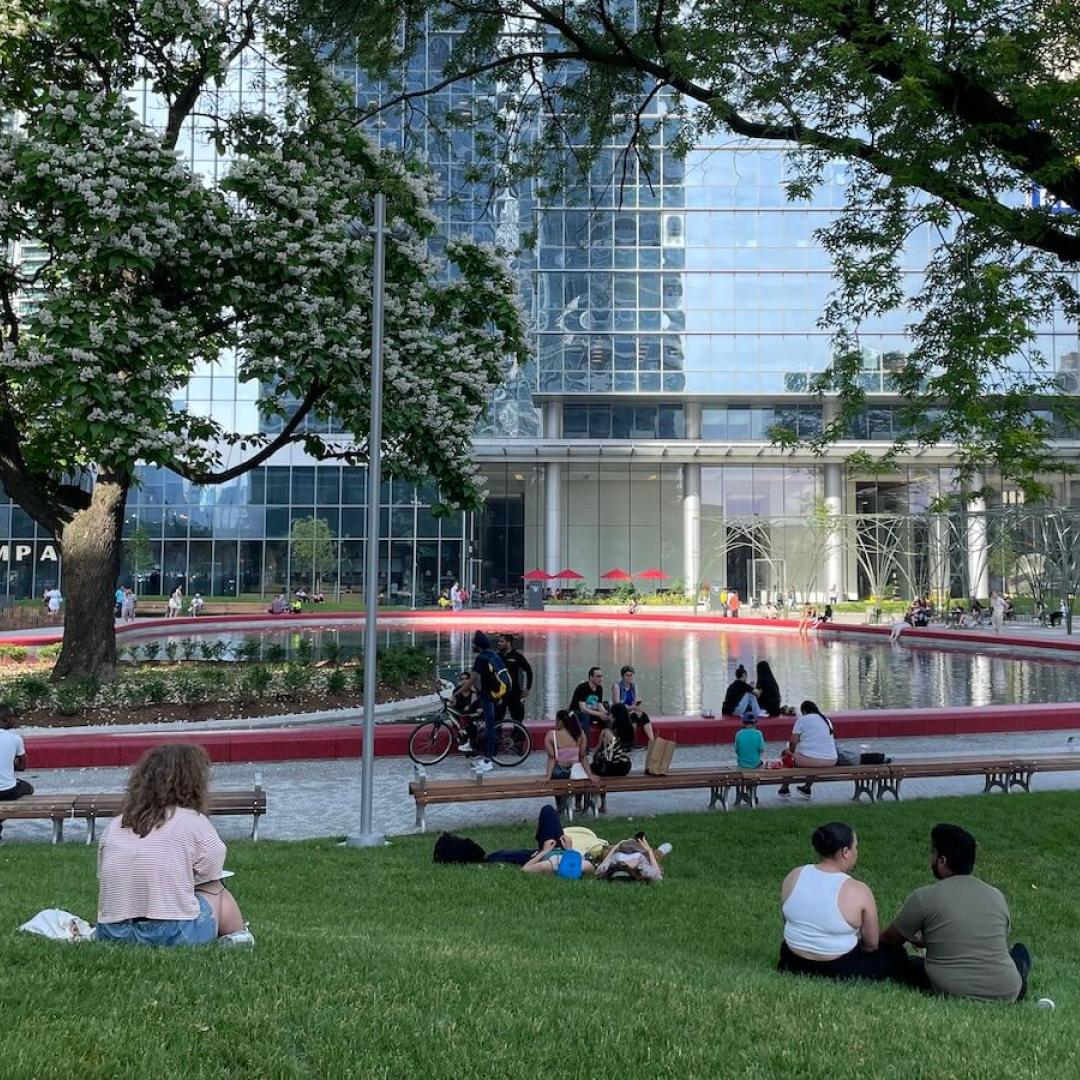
left=450, top=670, right=483, bottom=754
left=495, top=632, right=533, bottom=727
left=470, top=630, right=509, bottom=774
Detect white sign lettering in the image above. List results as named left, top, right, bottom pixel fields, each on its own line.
left=0, top=544, right=58, bottom=563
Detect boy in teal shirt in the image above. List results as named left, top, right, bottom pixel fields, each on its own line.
left=734, top=715, right=765, bottom=769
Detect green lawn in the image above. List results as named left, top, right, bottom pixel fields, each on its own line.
left=3, top=793, right=1078, bottom=1079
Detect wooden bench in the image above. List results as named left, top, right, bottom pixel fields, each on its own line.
left=408, top=753, right=1080, bottom=830
left=0, top=786, right=267, bottom=844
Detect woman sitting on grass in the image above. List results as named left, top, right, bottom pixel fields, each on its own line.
left=96, top=744, right=250, bottom=947
left=778, top=822, right=901, bottom=981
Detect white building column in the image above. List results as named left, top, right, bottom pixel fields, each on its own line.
left=824, top=462, right=845, bottom=602
left=967, top=473, right=989, bottom=600
left=682, top=403, right=702, bottom=598
left=543, top=401, right=562, bottom=578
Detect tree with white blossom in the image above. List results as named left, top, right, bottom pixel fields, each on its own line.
left=0, top=0, right=527, bottom=681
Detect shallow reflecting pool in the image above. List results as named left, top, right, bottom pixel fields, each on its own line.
left=140, top=622, right=1080, bottom=718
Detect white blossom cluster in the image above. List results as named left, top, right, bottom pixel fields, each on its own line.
left=0, top=0, right=528, bottom=510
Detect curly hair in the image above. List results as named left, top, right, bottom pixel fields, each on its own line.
left=120, top=744, right=210, bottom=838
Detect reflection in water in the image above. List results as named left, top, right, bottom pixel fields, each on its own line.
left=149, top=624, right=1080, bottom=720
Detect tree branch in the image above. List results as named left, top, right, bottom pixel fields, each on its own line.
left=169, top=378, right=327, bottom=484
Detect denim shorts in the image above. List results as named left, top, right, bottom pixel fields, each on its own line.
left=97, top=894, right=217, bottom=947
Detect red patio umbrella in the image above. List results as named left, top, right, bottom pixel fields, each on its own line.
left=600, top=568, right=632, bottom=581
left=635, top=568, right=669, bottom=580
left=521, top=568, right=554, bottom=581
left=555, top=568, right=585, bottom=581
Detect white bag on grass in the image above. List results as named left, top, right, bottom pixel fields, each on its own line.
left=19, top=908, right=95, bottom=942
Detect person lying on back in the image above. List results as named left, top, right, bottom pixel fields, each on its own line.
left=880, top=823, right=1030, bottom=1003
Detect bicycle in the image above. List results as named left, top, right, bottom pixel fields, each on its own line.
left=407, top=692, right=532, bottom=768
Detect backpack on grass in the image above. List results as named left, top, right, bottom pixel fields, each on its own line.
left=433, top=832, right=487, bottom=864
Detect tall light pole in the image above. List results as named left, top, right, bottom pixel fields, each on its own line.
left=347, top=192, right=387, bottom=849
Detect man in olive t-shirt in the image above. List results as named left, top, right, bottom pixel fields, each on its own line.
left=882, top=823, right=1028, bottom=1003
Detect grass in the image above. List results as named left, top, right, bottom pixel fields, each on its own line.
left=2, top=793, right=1078, bottom=1079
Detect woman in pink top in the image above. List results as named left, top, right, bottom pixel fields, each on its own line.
left=97, top=744, right=248, bottom=947
left=542, top=709, right=594, bottom=813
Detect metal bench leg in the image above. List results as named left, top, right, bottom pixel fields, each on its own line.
left=732, top=783, right=757, bottom=808
left=52, top=818, right=63, bottom=845
left=708, top=785, right=729, bottom=811
left=415, top=802, right=426, bottom=832
left=1008, top=771, right=1032, bottom=793
left=877, top=778, right=901, bottom=801
left=851, top=778, right=876, bottom=803
left=85, top=816, right=96, bottom=845
left=984, top=771, right=1009, bottom=794
left=251, top=813, right=261, bottom=842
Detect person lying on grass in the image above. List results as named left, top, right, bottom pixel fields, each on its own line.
left=522, top=805, right=596, bottom=876
left=96, top=744, right=251, bottom=948
left=880, top=823, right=1031, bottom=1003
left=778, top=822, right=905, bottom=982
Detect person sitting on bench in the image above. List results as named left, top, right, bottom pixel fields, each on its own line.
left=0, top=708, right=34, bottom=839
left=777, top=701, right=837, bottom=799
left=96, top=744, right=250, bottom=947
left=881, top=823, right=1030, bottom=1003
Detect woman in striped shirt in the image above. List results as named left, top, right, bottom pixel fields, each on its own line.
left=97, top=744, right=247, bottom=947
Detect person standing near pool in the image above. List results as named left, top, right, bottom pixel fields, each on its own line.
left=495, top=632, right=533, bottom=726
left=990, top=590, right=1006, bottom=634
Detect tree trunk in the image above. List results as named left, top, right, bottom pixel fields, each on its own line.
left=52, top=474, right=129, bottom=683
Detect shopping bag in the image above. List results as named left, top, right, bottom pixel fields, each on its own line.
left=645, top=735, right=676, bottom=776
left=19, top=909, right=95, bottom=942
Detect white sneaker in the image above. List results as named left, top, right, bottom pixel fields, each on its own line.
left=457, top=741, right=473, bottom=754
left=657, top=842, right=673, bottom=857
left=219, top=927, right=255, bottom=949
left=473, top=758, right=494, bottom=774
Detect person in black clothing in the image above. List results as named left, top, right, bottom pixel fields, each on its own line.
left=754, top=660, right=783, bottom=717
left=495, top=632, right=533, bottom=724
left=569, top=666, right=610, bottom=742
left=722, top=665, right=756, bottom=717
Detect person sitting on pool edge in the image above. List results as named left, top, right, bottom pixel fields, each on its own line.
left=880, top=823, right=1031, bottom=1003
left=778, top=822, right=903, bottom=981
left=610, top=665, right=655, bottom=746
left=722, top=664, right=759, bottom=718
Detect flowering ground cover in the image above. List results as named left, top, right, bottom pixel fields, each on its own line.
left=1, top=792, right=1074, bottom=1078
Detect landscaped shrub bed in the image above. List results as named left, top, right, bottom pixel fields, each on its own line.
left=0, top=643, right=436, bottom=728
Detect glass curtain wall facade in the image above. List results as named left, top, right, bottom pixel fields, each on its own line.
left=5, top=12, right=1080, bottom=601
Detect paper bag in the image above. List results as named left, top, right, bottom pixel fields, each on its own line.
left=645, top=735, right=675, bottom=776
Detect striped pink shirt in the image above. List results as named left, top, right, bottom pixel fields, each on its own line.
left=97, top=807, right=226, bottom=923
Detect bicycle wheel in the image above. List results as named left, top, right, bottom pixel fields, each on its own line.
left=408, top=720, right=453, bottom=766
left=491, top=721, right=531, bottom=767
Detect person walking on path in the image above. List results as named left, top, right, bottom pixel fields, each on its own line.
left=881, top=823, right=1030, bottom=1003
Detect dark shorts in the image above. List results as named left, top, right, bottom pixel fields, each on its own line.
left=0, top=779, right=34, bottom=801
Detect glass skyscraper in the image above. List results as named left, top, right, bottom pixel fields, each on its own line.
left=3, top=17, right=1078, bottom=603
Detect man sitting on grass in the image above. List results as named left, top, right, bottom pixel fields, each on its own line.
left=881, top=823, right=1030, bottom=1003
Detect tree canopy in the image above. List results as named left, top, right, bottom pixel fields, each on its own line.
left=307, top=0, right=1080, bottom=494
left=0, top=0, right=527, bottom=678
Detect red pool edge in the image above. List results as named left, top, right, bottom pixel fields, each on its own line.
left=23, top=702, right=1080, bottom=770
left=10, top=611, right=1080, bottom=769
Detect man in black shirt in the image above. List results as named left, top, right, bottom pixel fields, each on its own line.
left=495, top=632, right=533, bottom=725
left=569, top=666, right=609, bottom=742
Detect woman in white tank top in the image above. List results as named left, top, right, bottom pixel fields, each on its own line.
left=778, top=823, right=905, bottom=981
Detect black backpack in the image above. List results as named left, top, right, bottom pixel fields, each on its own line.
left=433, top=832, right=487, bottom=864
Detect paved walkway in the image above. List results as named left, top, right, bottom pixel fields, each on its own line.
left=7, top=730, right=1079, bottom=845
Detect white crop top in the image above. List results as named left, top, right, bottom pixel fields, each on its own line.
left=782, top=864, right=859, bottom=956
